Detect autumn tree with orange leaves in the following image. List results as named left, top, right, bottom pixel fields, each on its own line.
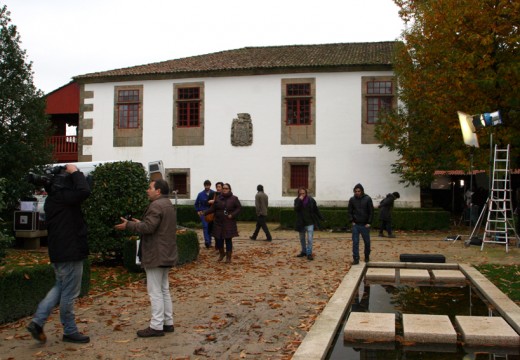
left=377, top=0, right=520, bottom=186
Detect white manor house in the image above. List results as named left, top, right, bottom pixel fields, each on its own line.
left=70, top=41, right=420, bottom=208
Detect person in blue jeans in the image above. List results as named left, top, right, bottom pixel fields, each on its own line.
left=27, top=164, right=91, bottom=344
left=294, top=187, right=323, bottom=261
left=348, top=183, right=374, bottom=265
left=195, top=180, right=215, bottom=248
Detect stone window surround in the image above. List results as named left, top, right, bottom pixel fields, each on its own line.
left=281, top=78, right=316, bottom=145
left=172, top=82, right=205, bottom=146
left=282, top=157, right=316, bottom=197
left=361, top=76, right=396, bottom=144
left=165, top=168, right=190, bottom=199
left=113, top=85, right=143, bottom=147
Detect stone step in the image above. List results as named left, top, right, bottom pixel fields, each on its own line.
left=455, top=316, right=520, bottom=347
left=344, top=312, right=520, bottom=348
left=366, top=268, right=468, bottom=285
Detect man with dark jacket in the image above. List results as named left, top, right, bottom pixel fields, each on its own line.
left=348, top=183, right=374, bottom=265
left=115, top=179, right=178, bottom=337
left=249, top=184, right=272, bottom=241
left=194, top=180, right=215, bottom=248
left=27, top=164, right=91, bottom=344
left=378, top=192, right=400, bottom=238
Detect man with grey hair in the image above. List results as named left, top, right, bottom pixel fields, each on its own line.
left=249, top=184, right=272, bottom=241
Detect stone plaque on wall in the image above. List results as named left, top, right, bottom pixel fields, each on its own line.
left=231, top=113, right=253, bottom=146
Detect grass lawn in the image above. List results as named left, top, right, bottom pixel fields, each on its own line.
left=475, top=263, right=520, bottom=305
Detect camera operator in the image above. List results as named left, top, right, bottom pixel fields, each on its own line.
left=26, top=164, right=92, bottom=344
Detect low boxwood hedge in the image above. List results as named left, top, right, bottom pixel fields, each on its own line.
left=177, top=205, right=449, bottom=231
left=280, top=208, right=450, bottom=230
left=176, top=205, right=282, bottom=225
left=0, top=260, right=90, bottom=325
left=122, top=230, right=200, bottom=273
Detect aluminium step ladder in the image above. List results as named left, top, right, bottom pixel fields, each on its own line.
left=480, top=145, right=518, bottom=252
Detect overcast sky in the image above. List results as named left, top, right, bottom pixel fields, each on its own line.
left=3, top=0, right=405, bottom=94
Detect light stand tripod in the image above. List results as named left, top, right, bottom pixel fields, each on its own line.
left=463, top=144, right=519, bottom=251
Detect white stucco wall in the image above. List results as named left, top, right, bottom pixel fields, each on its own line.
left=83, top=71, right=420, bottom=207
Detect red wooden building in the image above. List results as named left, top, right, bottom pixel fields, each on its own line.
left=45, top=82, right=79, bottom=162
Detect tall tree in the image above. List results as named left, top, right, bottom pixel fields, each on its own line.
left=0, top=5, right=53, bottom=210
left=377, top=0, right=520, bottom=186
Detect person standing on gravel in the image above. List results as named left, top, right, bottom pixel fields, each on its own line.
left=249, top=184, right=272, bottom=241
left=294, top=187, right=323, bottom=261
left=378, top=192, right=400, bottom=238
left=348, top=183, right=374, bottom=265
left=26, top=164, right=91, bottom=344
left=115, top=179, right=178, bottom=338
left=195, top=180, right=215, bottom=249
left=203, top=183, right=241, bottom=263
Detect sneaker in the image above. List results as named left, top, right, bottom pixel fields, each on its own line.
left=266, top=238, right=272, bottom=242
left=365, top=256, right=370, bottom=262
left=388, top=234, right=396, bottom=238
left=137, top=327, right=164, bottom=337
left=307, top=254, right=314, bottom=260
left=163, top=325, right=175, bottom=333
left=352, top=259, right=360, bottom=265
left=63, top=332, right=90, bottom=343
left=296, top=253, right=306, bottom=257
left=26, top=321, right=46, bottom=343
left=249, top=236, right=256, bottom=240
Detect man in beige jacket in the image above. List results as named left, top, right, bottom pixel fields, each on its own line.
left=115, top=179, right=177, bottom=337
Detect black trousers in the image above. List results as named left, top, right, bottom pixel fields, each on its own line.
left=252, top=215, right=272, bottom=240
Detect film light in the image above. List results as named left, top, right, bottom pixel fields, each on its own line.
left=472, top=110, right=502, bottom=129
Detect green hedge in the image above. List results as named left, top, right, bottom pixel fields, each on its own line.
left=280, top=208, right=450, bottom=230
left=176, top=205, right=283, bottom=225
left=0, top=260, right=90, bottom=325
left=83, top=161, right=149, bottom=260
left=177, top=204, right=450, bottom=231
left=122, top=230, right=200, bottom=273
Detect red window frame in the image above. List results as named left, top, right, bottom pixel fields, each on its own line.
left=366, top=81, right=393, bottom=124
left=177, top=87, right=200, bottom=127
left=117, top=90, right=140, bottom=129
left=290, top=164, right=309, bottom=189
left=286, top=83, right=311, bottom=125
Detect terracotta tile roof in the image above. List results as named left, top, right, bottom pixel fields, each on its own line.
left=74, top=42, right=397, bottom=81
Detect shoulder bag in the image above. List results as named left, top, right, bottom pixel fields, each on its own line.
left=204, top=193, right=217, bottom=222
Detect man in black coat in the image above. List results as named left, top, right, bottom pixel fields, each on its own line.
left=378, top=192, right=400, bottom=238
left=27, top=164, right=91, bottom=344
left=348, top=183, right=374, bottom=265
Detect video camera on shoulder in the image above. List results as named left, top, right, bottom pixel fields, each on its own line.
left=26, top=165, right=69, bottom=193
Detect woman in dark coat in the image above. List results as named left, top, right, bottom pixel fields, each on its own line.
left=203, top=183, right=241, bottom=263
left=378, top=192, right=400, bottom=238
left=294, top=187, right=323, bottom=260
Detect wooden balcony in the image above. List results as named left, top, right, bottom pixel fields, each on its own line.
left=48, top=135, right=78, bottom=162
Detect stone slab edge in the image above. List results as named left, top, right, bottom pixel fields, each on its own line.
left=402, top=314, right=457, bottom=343
left=292, top=264, right=366, bottom=360
left=459, top=263, right=520, bottom=334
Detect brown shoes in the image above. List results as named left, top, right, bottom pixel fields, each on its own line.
left=137, top=327, right=164, bottom=337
